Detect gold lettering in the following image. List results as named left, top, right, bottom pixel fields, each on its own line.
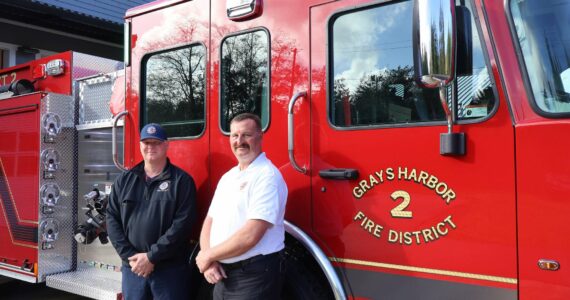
left=373, top=224, right=383, bottom=238
left=442, top=189, right=456, bottom=204
left=412, top=231, right=422, bottom=244
left=436, top=222, right=448, bottom=235
left=431, top=225, right=440, bottom=239
left=386, top=168, right=395, bottom=180
left=444, top=215, right=456, bottom=229
left=388, top=230, right=399, bottom=243
left=364, top=219, right=374, bottom=232
left=353, top=186, right=364, bottom=199
left=398, top=167, right=408, bottom=180
left=359, top=180, right=370, bottom=193
left=403, top=232, right=413, bottom=245
left=426, top=175, right=438, bottom=189
left=374, top=171, right=384, bottom=183
left=418, top=171, right=429, bottom=185
left=435, top=182, right=448, bottom=195
left=354, top=211, right=383, bottom=238
left=422, top=229, right=434, bottom=242
left=408, top=168, right=417, bottom=182
left=354, top=211, right=365, bottom=221
left=369, top=174, right=379, bottom=187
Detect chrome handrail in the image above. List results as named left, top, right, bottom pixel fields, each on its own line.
left=112, top=110, right=128, bottom=172
left=287, top=91, right=307, bottom=174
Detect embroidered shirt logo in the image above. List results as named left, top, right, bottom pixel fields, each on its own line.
left=159, top=181, right=169, bottom=191
left=239, top=181, right=248, bottom=191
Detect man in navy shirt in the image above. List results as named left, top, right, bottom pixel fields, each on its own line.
left=107, top=123, right=197, bottom=299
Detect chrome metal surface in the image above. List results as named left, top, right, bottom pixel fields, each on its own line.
left=285, top=221, right=346, bottom=300
left=38, top=93, right=76, bottom=282
left=112, top=111, right=128, bottom=172
left=42, top=113, right=62, bottom=138
left=538, top=259, right=560, bottom=271
left=413, top=0, right=456, bottom=88
left=77, top=127, right=123, bottom=269
left=287, top=91, right=307, bottom=174
left=0, top=268, right=37, bottom=283
left=40, top=183, right=61, bottom=206
left=46, top=264, right=122, bottom=300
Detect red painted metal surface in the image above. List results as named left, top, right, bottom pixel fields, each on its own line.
left=120, top=0, right=569, bottom=298
left=0, top=93, right=42, bottom=278
left=127, top=0, right=212, bottom=234
left=0, top=52, right=73, bottom=96
left=310, top=0, right=517, bottom=289
left=482, top=0, right=570, bottom=298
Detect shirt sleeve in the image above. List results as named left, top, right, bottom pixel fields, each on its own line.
left=246, top=170, right=280, bottom=225
left=147, top=174, right=197, bottom=264
left=106, top=176, right=138, bottom=262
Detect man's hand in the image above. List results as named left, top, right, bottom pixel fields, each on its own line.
left=128, top=253, right=154, bottom=278
left=195, top=249, right=213, bottom=273
left=203, top=262, right=227, bottom=284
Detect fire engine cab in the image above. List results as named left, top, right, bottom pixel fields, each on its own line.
left=1, top=0, right=570, bottom=299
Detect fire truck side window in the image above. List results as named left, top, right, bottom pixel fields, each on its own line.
left=142, top=44, right=206, bottom=138
left=329, top=0, right=496, bottom=127
left=509, top=0, right=570, bottom=115
left=220, top=30, right=270, bottom=133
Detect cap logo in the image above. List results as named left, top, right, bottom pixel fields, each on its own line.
left=147, top=126, right=157, bottom=134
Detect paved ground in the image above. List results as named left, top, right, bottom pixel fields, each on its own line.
left=0, top=277, right=89, bottom=300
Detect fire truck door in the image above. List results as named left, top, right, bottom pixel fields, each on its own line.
left=310, top=0, right=517, bottom=298
left=128, top=0, right=210, bottom=222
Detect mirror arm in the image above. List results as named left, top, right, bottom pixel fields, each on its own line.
left=439, top=85, right=453, bottom=134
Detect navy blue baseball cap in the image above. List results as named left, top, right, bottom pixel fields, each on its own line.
left=140, top=123, right=167, bottom=141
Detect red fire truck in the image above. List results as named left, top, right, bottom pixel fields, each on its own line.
left=2, top=0, right=570, bottom=299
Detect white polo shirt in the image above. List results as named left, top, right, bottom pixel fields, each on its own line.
left=208, top=152, right=288, bottom=263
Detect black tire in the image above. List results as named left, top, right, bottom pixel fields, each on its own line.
left=282, top=236, right=335, bottom=300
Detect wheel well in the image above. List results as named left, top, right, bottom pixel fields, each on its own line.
left=284, top=221, right=347, bottom=300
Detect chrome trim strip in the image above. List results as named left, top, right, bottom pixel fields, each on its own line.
left=0, top=266, right=36, bottom=283
left=332, top=257, right=517, bottom=284
left=285, top=221, right=346, bottom=300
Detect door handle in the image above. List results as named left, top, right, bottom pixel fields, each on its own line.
left=319, top=169, right=359, bottom=180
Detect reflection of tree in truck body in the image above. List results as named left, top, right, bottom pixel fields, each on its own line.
left=221, top=31, right=268, bottom=129
left=146, top=46, right=206, bottom=137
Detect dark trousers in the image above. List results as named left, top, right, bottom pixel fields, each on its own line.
left=214, top=252, right=284, bottom=300
left=122, top=263, right=191, bottom=300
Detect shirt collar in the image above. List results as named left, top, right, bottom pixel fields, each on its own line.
left=236, top=152, right=267, bottom=173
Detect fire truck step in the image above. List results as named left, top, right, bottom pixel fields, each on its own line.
left=46, top=266, right=121, bottom=300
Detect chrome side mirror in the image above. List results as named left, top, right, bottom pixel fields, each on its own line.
left=413, top=0, right=456, bottom=88
left=413, top=0, right=465, bottom=156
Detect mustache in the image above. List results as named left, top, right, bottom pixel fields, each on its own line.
left=235, top=144, right=250, bottom=149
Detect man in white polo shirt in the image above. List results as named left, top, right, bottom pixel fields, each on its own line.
left=196, top=113, right=288, bottom=299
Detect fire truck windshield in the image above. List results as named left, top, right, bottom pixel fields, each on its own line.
left=510, top=0, right=570, bottom=115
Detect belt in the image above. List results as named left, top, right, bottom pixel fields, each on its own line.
left=221, top=251, right=281, bottom=271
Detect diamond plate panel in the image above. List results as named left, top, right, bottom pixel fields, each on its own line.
left=72, top=52, right=123, bottom=81
left=73, top=52, right=124, bottom=125
left=38, top=93, right=77, bottom=281
left=46, top=263, right=122, bottom=300
left=78, top=75, right=115, bottom=124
